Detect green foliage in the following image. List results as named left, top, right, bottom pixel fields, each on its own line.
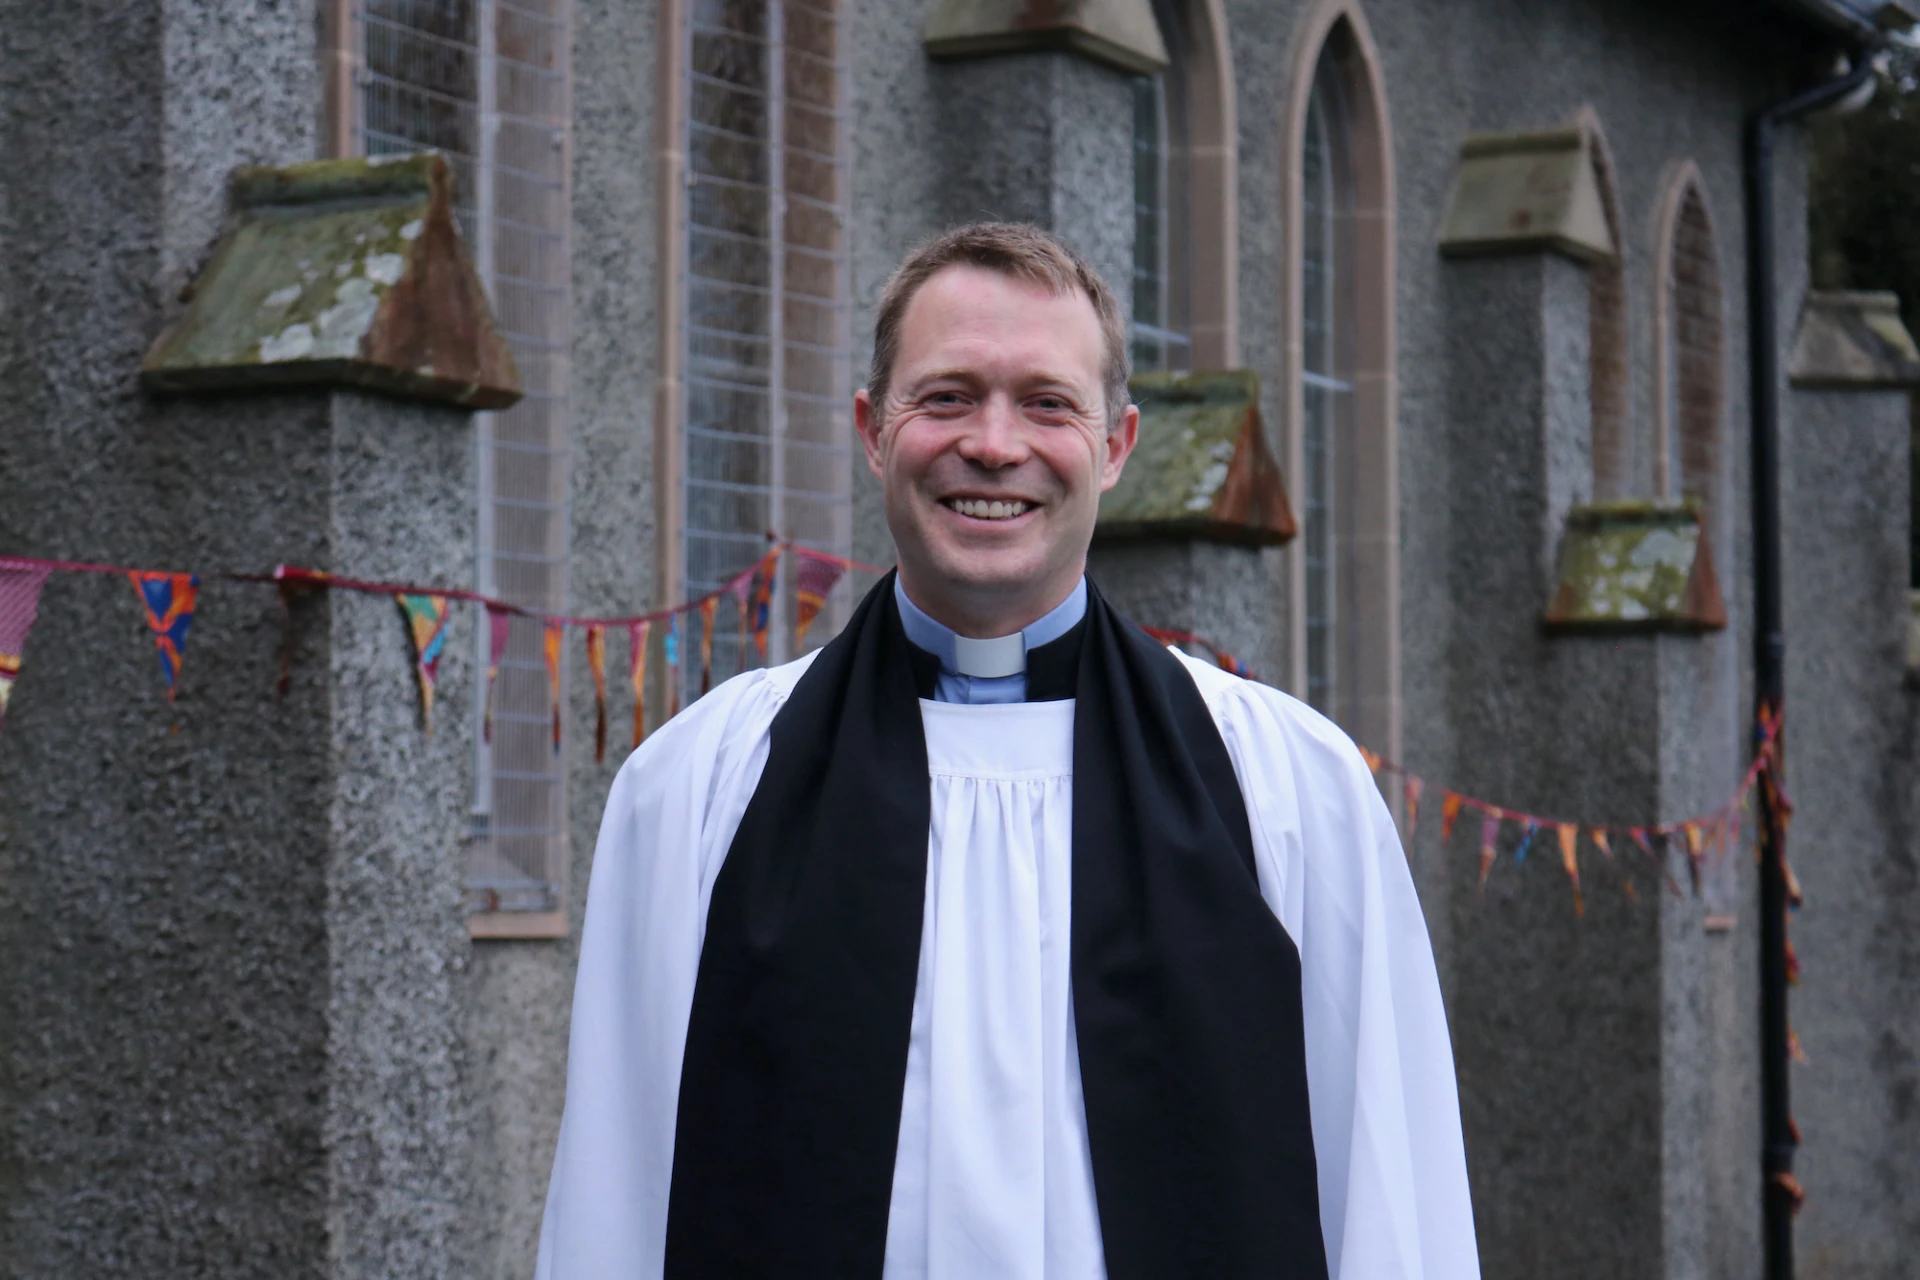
left=1810, top=46, right=1920, bottom=324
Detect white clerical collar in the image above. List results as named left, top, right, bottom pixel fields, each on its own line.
left=894, top=577, right=1088, bottom=678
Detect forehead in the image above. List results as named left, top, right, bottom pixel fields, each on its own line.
left=894, top=264, right=1103, bottom=386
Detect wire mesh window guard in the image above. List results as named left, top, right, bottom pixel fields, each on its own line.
left=1301, top=46, right=1355, bottom=725
left=358, top=0, right=573, bottom=916
left=682, top=0, right=852, bottom=698
left=1130, top=0, right=1191, bottom=374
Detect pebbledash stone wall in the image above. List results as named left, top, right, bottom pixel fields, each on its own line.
left=2, top=0, right=1915, bottom=1277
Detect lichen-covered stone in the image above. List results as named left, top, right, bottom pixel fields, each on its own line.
left=141, top=153, right=520, bottom=409
left=1096, top=369, right=1295, bottom=546
left=1544, top=502, right=1726, bottom=632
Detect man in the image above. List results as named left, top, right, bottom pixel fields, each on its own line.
left=537, top=223, right=1478, bottom=1279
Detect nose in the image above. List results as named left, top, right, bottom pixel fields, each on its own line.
left=953, top=393, right=1029, bottom=470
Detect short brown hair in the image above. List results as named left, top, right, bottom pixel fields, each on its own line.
left=867, top=222, right=1131, bottom=428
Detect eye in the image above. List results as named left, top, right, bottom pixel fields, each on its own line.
left=1028, top=393, right=1074, bottom=415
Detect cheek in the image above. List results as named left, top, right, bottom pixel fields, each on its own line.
left=1032, top=427, right=1106, bottom=491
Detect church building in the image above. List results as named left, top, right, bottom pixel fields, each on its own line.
left=2, top=0, right=1917, bottom=1276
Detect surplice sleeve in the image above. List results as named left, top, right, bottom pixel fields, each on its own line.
left=535, top=661, right=801, bottom=1280
left=1173, top=652, right=1481, bottom=1280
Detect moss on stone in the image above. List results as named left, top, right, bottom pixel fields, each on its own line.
left=1544, top=502, right=1726, bottom=632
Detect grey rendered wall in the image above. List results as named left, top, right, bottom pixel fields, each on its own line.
left=0, top=2, right=482, bottom=1276
left=1783, top=384, right=1920, bottom=1280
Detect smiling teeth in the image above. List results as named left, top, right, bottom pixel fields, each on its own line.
left=950, top=498, right=1032, bottom=519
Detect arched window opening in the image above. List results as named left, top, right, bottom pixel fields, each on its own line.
left=1284, top=1, right=1397, bottom=759
left=1662, top=182, right=1725, bottom=514
left=1131, top=0, right=1192, bottom=372
left=1301, top=44, right=1353, bottom=718
left=1580, top=115, right=1632, bottom=500
left=681, top=0, right=852, bottom=692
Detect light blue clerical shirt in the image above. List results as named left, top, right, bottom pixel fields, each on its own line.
left=894, top=576, right=1088, bottom=705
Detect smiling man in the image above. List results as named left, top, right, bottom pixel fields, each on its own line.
left=536, top=224, right=1479, bottom=1279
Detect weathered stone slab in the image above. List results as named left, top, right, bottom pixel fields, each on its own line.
left=923, top=0, right=1167, bottom=76
left=141, top=153, right=520, bottom=410
left=1438, top=127, right=1616, bottom=266
left=1096, top=369, right=1295, bottom=547
left=1544, top=502, right=1726, bottom=632
left=1787, top=290, right=1920, bottom=389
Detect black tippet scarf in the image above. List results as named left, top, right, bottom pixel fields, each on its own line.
left=664, top=575, right=1326, bottom=1279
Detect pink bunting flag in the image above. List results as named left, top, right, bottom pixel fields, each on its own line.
left=1478, top=814, right=1500, bottom=894
left=543, top=619, right=563, bottom=755
left=1440, top=791, right=1464, bottom=842
left=1557, top=822, right=1583, bottom=917
left=794, top=551, right=847, bottom=647
left=483, top=605, right=512, bottom=744
left=585, top=624, right=608, bottom=764
left=130, top=571, right=199, bottom=705
left=395, top=593, right=452, bottom=733
left=1402, top=776, right=1424, bottom=845
left=628, top=620, right=650, bottom=749
left=0, top=560, right=52, bottom=733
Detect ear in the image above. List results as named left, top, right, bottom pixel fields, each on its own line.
left=854, top=389, right=886, bottom=480
left=1098, top=402, right=1140, bottom=492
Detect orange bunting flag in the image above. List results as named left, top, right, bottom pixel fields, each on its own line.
left=1402, top=776, right=1424, bottom=844
left=1591, top=828, right=1613, bottom=860
left=483, top=605, right=512, bottom=743
left=1557, top=823, right=1583, bottom=917
left=1682, top=822, right=1704, bottom=894
left=727, top=563, right=756, bottom=670
left=585, top=624, right=608, bottom=764
left=698, top=597, right=717, bottom=696
left=1358, top=745, right=1382, bottom=776
left=794, top=551, right=847, bottom=647
left=543, top=619, right=563, bottom=755
left=394, top=593, right=451, bottom=733
left=1478, top=814, right=1500, bottom=893
left=749, top=550, right=778, bottom=660
left=1440, top=791, right=1464, bottom=842
left=627, top=620, right=650, bottom=749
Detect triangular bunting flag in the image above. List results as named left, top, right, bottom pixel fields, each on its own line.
left=483, top=605, right=512, bottom=743
left=1591, top=828, right=1613, bottom=860
left=1682, top=822, right=1704, bottom=895
left=0, top=560, right=53, bottom=732
left=750, top=550, right=778, bottom=660
left=698, top=597, right=717, bottom=696
left=1358, top=745, right=1382, bottom=775
left=1513, top=819, right=1539, bottom=865
left=585, top=624, right=608, bottom=764
left=794, top=551, right=847, bottom=647
left=1440, top=791, right=1464, bottom=842
left=726, top=561, right=759, bottom=675
left=1557, top=822, right=1583, bottom=917
left=130, top=571, right=199, bottom=705
left=1478, top=813, right=1500, bottom=893
left=543, top=619, right=563, bottom=755
left=1402, top=776, right=1424, bottom=845
left=665, top=615, right=681, bottom=719
left=628, top=620, right=650, bottom=749
left=394, top=593, right=452, bottom=733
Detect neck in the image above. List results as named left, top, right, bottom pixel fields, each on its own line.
left=894, top=565, right=1085, bottom=639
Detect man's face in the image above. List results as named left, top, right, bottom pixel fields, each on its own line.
left=855, top=265, right=1138, bottom=635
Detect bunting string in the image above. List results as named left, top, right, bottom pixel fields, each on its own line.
left=0, top=544, right=1785, bottom=919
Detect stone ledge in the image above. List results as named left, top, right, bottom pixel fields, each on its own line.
left=141, top=153, right=521, bottom=410
left=1788, top=290, right=1920, bottom=390
left=1095, top=369, right=1295, bottom=548
left=1544, top=502, right=1726, bottom=634
left=923, top=0, right=1168, bottom=77
left=1438, top=126, right=1616, bottom=266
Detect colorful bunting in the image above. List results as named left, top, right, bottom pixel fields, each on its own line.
left=665, top=615, right=681, bottom=718
left=1358, top=745, right=1382, bottom=776
left=394, top=593, right=452, bottom=732
left=749, top=551, right=777, bottom=660
left=129, top=571, right=199, bottom=704
left=1682, top=822, right=1705, bottom=894
left=543, top=619, right=563, bottom=755
left=794, top=551, right=846, bottom=647
left=1513, top=819, right=1539, bottom=865
left=1402, top=776, right=1424, bottom=844
left=1478, top=814, right=1500, bottom=892
left=627, top=619, right=650, bottom=749
left=585, top=624, right=608, bottom=764
left=0, top=561, right=52, bottom=732
left=1557, top=823, right=1582, bottom=917
left=1440, top=791, right=1464, bottom=842
left=1591, top=828, right=1613, bottom=861
left=483, top=605, right=512, bottom=744
left=698, top=597, right=717, bottom=696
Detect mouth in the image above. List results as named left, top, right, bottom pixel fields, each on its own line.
left=941, top=496, right=1037, bottom=522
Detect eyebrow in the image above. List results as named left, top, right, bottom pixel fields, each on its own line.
left=901, top=368, right=1091, bottom=397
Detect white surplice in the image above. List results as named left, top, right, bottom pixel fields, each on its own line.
left=536, top=649, right=1480, bottom=1280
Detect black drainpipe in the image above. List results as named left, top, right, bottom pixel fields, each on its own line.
left=1743, top=47, right=1874, bottom=1280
